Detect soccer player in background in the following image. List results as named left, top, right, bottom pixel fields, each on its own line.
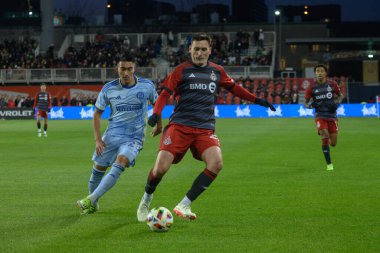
left=33, top=83, right=51, bottom=137
left=304, top=64, right=344, bottom=171
left=76, top=56, right=158, bottom=215
left=137, top=33, right=276, bottom=221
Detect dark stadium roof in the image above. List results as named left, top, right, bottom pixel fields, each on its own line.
left=285, top=37, right=380, bottom=44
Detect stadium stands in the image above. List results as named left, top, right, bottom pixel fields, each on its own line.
left=0, top=31, right=350, bottom=106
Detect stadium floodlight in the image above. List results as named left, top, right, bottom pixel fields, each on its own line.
left=368, top=53, right=374, bottom=59
left=29, top=11, right=33, bottom=16
left=274, top=9, right=282, bottom=71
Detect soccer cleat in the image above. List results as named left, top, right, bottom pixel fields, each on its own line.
left=327, top=164, right=334, bottom=171
left=137, top=197, right=151, bottom=222
left=76, top=196, right=98, bottom=215
left=43, top=132, right=47, bottom=137
left=38, top=132, right=42, bottom=137
left=173, top=204, right=197, bottom=220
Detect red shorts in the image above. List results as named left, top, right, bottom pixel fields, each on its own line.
left=37, top=110, right=48, bottom=118
left=159, top=123, right=220, bottom=164
left=315, top=118, right=338, bottom=134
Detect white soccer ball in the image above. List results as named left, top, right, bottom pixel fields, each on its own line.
left=147, top=207, right=173, bottom=232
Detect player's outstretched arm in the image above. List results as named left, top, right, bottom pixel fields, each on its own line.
left=255, top=98, right=276, bottom=111
left=225, top=83, right=276, bottom=111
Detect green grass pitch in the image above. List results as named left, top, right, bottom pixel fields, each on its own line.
left=1, top=118, right=379, bottom=253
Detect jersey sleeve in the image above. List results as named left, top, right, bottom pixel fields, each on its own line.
left=216, top=65, right=257, bottom=102
left=48, top=93, right=52, bottom=108
left=152, top=66, right=183, bottom=116
left=95, top=89, right=108, bottom=111
left=218, top=66, right=235, bottom=89
left=148, top=81, right=158, bottom=105
left=161, top=66, right=183, bottom=93
left=33, top=93, right=38, bottom=108
left=304, top=85, right=313, bottom=101
left=333, top=81, right=342, bottom=96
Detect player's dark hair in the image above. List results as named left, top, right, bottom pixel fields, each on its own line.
left=314, top=64, right=328, bottom=73
left=191, top=33, right=212, bottom=45
left=118, top=55, right=136, bottom=64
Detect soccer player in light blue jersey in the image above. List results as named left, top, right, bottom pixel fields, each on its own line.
left=76, top=56, right=158, bottom=215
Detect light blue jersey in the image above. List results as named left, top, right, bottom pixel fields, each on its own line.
left=93, top=76, right=158, bottom=167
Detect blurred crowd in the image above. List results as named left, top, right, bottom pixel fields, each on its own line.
left=0, top=94, right=97, bottom=109
left=0, top=30, right=271, bottom=69
left=0, top=75, right=347, bottom=109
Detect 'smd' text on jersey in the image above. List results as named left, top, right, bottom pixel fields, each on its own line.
left=161, top=61, right=235, bottom=130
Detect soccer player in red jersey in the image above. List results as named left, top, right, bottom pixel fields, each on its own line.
left=304, top=64, right=344, bottom=171
left=137, top=33, right=276, bottom=221
left=33, top=83, right=51, bottom=137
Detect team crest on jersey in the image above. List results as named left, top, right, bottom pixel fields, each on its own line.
left=210, top=71, right=217, bottom=81
left=209, top=82, right=216, bottom=93
left=327, top=86, right=332, bottom=92
left=163, top=136, right=172, bottom=145
left=136, top=92, right=145, bottom=100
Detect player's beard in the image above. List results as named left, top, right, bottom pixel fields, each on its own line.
left=120, top=76, right=132, bottom=85
left=193, top=57, right=207, bottom=67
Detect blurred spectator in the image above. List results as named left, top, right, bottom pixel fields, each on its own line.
left=17, top=97, right=24, bottom=107
left=7, top=97, right=15, bottom=108
left=0, top=96, right=6, bottom=108
left=60, top=96, right=69, bottom=106
left=14, top=95, right=21, bottom=106
left=281, top=88, right=291, bottom=104
left=167, top=31, right=174, bottom=47
left=253, top=29, right=259, bottom=46
left=70, top=96, right=78, bottom=106
left=258, top=29, right=264, bottom=48
left=52, top=96, right=59, bottom=106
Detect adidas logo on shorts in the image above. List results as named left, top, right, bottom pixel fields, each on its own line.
left=164, top=136, right=172, bottom=145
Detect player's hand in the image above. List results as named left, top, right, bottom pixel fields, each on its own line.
left=151, top=124, right=162, bottom=137
left=95, top=139, right=106, bottom=156
left=327, top=100, right=338, bottom=112
left=148, top=113, right=160, bottom=127
left=151, top=115, right=162, bottom=137
left=255, top=98, right=276, bottom=111
left=311, top=100, right=322, bottom=109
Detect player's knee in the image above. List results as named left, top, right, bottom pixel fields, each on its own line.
left=154, top=158, right=172, bottom=176
left=116, top=155, right=129, bottom=168
left=153, top=167, right=167, bottom=178
left=321, top=137, right=329, bottom=146
left=95, top=164, right=108, bottom=172
left=208, top=160, right=223, bottom=174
